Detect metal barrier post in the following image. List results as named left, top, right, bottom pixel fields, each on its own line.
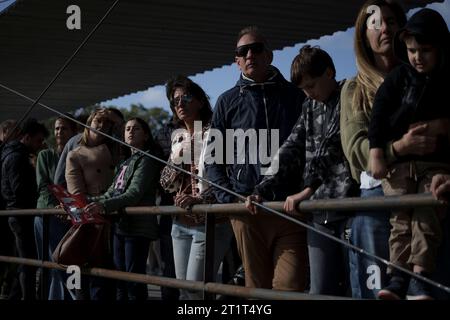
left=40, top=214, right=49, bottom=300
left=0, top=194, right=447, bottom=300
left=203, top=212, right=216, bottom=300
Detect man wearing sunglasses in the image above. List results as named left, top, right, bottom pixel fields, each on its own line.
left=205, top=26, right=307, bottom=291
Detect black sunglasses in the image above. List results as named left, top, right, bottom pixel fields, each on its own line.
left=235, top=42, right=265, bottom=57
left=172, top=94, right=193, bottom=107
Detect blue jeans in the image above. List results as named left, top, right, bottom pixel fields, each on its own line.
left=308, top=219, right=350, bottom=296
left=113, top=233, right=150, bottom=300
left=348, top=186, right=391, bottom=299
left=171, top=221, right=233, bottom=300
left=34, top=216, right=71, bottom=300
left=159, top=215, right=179, bottom=300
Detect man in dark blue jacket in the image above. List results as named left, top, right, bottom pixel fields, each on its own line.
left=205, top=26, right=307, bottom=290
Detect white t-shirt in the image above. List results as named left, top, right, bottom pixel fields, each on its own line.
left=360, top=171, right=382, bottom=190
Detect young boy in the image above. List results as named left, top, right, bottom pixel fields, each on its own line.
left=247, top=45, right=357, bottom=296
left=367, top=8, right=450, bottom=300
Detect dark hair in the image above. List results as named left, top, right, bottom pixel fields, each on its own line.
left=126, top=117, right=163, bottom=159
left=291, top=45, right=336, bottom=86
left=20, top=118, right=49, bottom=138
left=74, top=113, right=89, bottom=133
left=396, top=8, right=449, bottom=72
left=165, top=75, right=213, bottom=126
left=56, top=114, right=78, bottom=133
left=398, top=8, right=448, bottom=48
left=399, top=31, right=433, bottom=46
left=108, top=107, right=125, bottom=121
left=398, top=31, right=449, bottom=73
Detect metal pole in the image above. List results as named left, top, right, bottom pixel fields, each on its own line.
left=40, top=214, right=49, bottom=300
left=203, top=212, right=216, bottom=300
left=0, top=255, right=351, bottom=300
left=297, top=193, right=443, bottom=212
left=0, top=194, right=444, bottom=217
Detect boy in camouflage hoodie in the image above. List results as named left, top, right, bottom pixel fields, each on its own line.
left=247, top=45, right=357, bottom=296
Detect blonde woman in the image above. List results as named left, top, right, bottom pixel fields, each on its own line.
left=65, top=108, right=120, bottom=300
left=66, top=108, right=120, bottom=196
left=339, top=0, right=405, bottom=299
left=340, top=0, right=449, bottom=299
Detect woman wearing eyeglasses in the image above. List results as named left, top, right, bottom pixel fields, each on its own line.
left=160, top=75, right=233, bottom=300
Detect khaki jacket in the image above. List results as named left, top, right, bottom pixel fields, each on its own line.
left=65, top=144, right=115, bottom=196
left=339, top=78, right=397, bottom=183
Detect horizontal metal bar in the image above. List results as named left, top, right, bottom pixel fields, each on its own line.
left=0, top=255, right=66, bottom=271
left=298, top=193, right=445, bottom=212
left=0, top=208, right=67, bottom=217
left=0, top=255, right=350, bottom=300
left=124, top=201, right=287, bottom=216
left=0, top=194, right=444, bottom=217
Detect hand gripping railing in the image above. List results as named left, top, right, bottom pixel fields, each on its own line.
left=2, top=83, right=448, bottom=297
left=0, top=193, right=447, bottom=300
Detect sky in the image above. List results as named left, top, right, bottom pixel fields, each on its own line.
left=1, top=0, right=449, bottom=113
left=101, top=0, right=450, bottom=113
left=0, top=0, right=13, bottom=11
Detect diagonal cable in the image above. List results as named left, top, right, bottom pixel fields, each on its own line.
left=0, top=83, right=245, bottom=201
left=1, top=82, right=450, bottom=295
left=0, top=0, right=120, bottom=148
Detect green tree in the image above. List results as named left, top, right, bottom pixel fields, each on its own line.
left=114, top=103, right=171, bottom=136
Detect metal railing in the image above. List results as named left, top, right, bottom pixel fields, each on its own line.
left=0, top=193, right=446, bottom=300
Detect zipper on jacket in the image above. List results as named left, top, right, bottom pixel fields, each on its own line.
left=237, top=168, right=242, bottom=182
left=262, top=86, right=271, bottom=156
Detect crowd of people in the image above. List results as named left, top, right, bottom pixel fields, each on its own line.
left=1, top=0, right=450, bottom=301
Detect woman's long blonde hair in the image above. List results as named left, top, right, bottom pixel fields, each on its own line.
left=80, top=108, right=111, bottom=146
left=353, top=0, right=406, bottom=116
